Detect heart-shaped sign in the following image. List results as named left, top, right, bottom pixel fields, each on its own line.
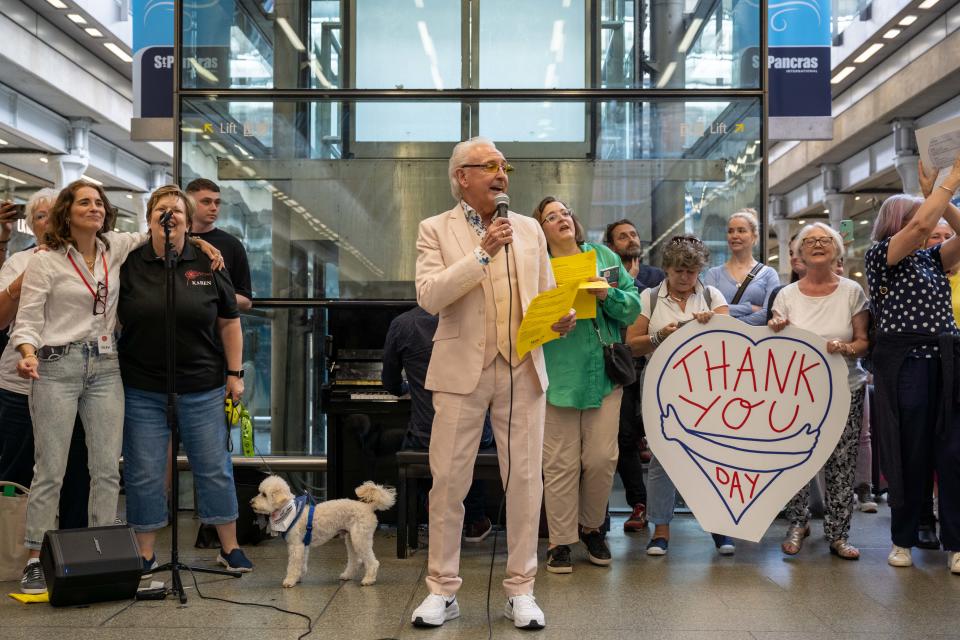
left=641, top=315, right=851, bottom=542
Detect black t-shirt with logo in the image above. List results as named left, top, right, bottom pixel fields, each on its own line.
left=189, top=228, right=252, bottom=300
left=118, top=240, right=239, bottom=394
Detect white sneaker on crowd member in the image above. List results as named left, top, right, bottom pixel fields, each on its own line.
left=949, top=551, right=960, bottom=574
left=411, top=593, right=459, bottom=627
left=887, top=545, right=913, bottom=567
left=504, top=593, right=545, bottom=629
left=855, top=485, right=878, bottom=513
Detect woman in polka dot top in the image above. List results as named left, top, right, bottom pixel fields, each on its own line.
left=865, top=155, right=960, bottom=575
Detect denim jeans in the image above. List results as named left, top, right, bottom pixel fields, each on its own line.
left=646, top=455, right=678, bottom=526
left=123, top=385, right=238, bottom=531
left=25, top=342, right=124, bottom=549
left=0, top=388, right=90, bottom=529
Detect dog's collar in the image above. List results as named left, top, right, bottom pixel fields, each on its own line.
left=274, top=495, right=317, bottom=545
left=270, top=497, right=302, bottom=534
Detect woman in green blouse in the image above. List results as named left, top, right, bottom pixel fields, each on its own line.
left=532, top=197, right=641, bottom=574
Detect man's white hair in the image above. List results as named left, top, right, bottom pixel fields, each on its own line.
left=448, top=136, right=498, bottom=201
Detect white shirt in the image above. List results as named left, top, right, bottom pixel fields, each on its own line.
left=640, top=283, right=727, bottom=344
left=10, top=231, right=148, bottom=350
left=0, top=249, right=38, bottom=394
left=771, top=277, right=869, bottom=391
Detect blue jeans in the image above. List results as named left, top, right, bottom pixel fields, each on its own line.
left=25, top=342, right=124, bottom=549
left=123, top=385, right=238, bottom=531
left=646, top=455, right=678, bottom=526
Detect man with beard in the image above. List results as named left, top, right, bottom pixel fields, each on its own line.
left=604, top=219, right=664, bottom=532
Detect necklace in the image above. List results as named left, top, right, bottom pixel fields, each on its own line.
left=83, top=254, right=96, bottom=270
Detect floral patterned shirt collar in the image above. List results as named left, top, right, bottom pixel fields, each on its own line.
left=460, top=200, right=487, bottom=239
left=460, top=200, right=492, bottom=266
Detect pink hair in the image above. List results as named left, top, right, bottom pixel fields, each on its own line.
left=871, top=194, right=923, bottom=242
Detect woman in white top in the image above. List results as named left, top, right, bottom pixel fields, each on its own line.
left=704, top=209, right=780, bottom=326
left=11, top=181, right=222, bottom=594
left=625, top=235, right=733, bottom=556
left=769, top=222, right=869, bottom=560
left=0, top=189, right=89, bottom=526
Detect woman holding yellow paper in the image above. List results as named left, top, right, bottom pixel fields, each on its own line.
left=532, top=197, right=640, bottom=573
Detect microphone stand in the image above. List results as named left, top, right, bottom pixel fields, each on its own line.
left=151, top=220, right=241, bottom=604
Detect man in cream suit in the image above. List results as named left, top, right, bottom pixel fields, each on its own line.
left=411, top=137, right=575, bottom=630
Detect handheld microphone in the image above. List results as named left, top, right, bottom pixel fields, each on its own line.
left=493, top=193, right=510, bottom=254
left=158, top=210, right=174, bottom=227
left=493, top=193, right=510, bottom=220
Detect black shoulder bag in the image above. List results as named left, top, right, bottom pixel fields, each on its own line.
left=592, top=319, right=636, bottom=386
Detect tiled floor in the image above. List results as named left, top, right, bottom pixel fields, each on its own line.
left=2, top=506, right=958, bottom=639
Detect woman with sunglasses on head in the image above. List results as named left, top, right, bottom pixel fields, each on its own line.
left=704, top=209, right=779, bottom=326
left=625, top=235, right=735, bottom=556
left=532, top=197, right=640, bottom=573
left=117, top=185, right=251, bottom=574
left=10, top=180, right=223, bottom=594
left=768, top=223, right=869, bottom=560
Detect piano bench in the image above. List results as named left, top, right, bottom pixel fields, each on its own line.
left=396, top=447, right=500, bottom=559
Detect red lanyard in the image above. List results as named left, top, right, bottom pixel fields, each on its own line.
left=67, top=251, right=108, bottom=299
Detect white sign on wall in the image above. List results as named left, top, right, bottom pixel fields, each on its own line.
left=642, top=316, right=851, bottom=542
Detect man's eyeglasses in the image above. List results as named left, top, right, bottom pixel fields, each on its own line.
left=542, top=209, right=574, bottom=225
left=460, top=161, right=514, bottom=174
left=801, top=237, right=833, bottom=248
left=93, top=281, right=107, bottom=316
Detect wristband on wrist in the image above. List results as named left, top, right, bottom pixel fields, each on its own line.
left=938, top=184, right=957, bottom=195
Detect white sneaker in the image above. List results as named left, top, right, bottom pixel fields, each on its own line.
left=888, top=545, right=913, bottom=567
left=411, top=593, right=459, bottom=627
left=949, top=551, right=960, bottom=574
left=504, top=593, right=545, bottom=629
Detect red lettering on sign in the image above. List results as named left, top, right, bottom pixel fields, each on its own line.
left=679, top=394, right=721, bottom=427
left=744, top=472, right=760, bottom=499
left=734, top=346, right=758, bottom=393
left=764, top=350, right=797, bottom=394
left=703, top=340, right=729, bottom=392
left=794, top=353, right=821, bottom=402
left=721, top=397, right=766, bottom=430
left=672, top=344, right=703, bottom=393
left=768, top=400, right=800, bottom=433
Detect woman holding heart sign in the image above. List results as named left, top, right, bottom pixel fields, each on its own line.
left=625, top=235, right=733, bottom=556
left=768, top=222, right=870, bottom=560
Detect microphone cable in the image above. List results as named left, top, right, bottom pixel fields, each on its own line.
left=484, top=221, right=515, bottom=640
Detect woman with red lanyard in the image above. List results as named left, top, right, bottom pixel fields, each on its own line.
left=10, top=180, right=222, bottom=594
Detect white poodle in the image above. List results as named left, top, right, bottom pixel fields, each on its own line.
left=250, top=475, right=396, bottom=587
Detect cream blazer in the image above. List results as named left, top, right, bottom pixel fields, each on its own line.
left=415, top=204, right=555, bottom=395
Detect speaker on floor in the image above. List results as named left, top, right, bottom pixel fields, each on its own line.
left=40, top=525, right=142, bottom=607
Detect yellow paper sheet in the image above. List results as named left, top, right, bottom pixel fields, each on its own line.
left=551, top=251, right=608, bottom=321
left=550, top=250, right=597, bottom=287
left=516, top=282, right=579, bottom=359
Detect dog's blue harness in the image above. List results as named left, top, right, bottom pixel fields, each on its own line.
left=280, top=494, right=317, bottom=545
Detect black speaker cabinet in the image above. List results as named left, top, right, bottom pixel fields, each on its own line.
left=40, top=525, right=142, bottom=607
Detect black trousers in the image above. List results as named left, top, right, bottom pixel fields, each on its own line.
left=616, top=379, right=647, bottom=507
left=891, top=357, right=960, bottom=550
left=0, top=387, right=90, bottom=529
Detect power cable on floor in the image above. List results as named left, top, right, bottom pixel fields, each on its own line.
left=186, top=565, right=343, bottom=640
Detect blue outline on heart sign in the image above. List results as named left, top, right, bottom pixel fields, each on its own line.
left=654, top=329, right=835, bottom=525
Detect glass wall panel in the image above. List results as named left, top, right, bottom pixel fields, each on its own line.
left=180, top=96, right=760, bottom=455
left=181, top=0, right=760, bottom=90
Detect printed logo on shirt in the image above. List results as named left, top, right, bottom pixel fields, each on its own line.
left=184, top=270, right=213, bottom=286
